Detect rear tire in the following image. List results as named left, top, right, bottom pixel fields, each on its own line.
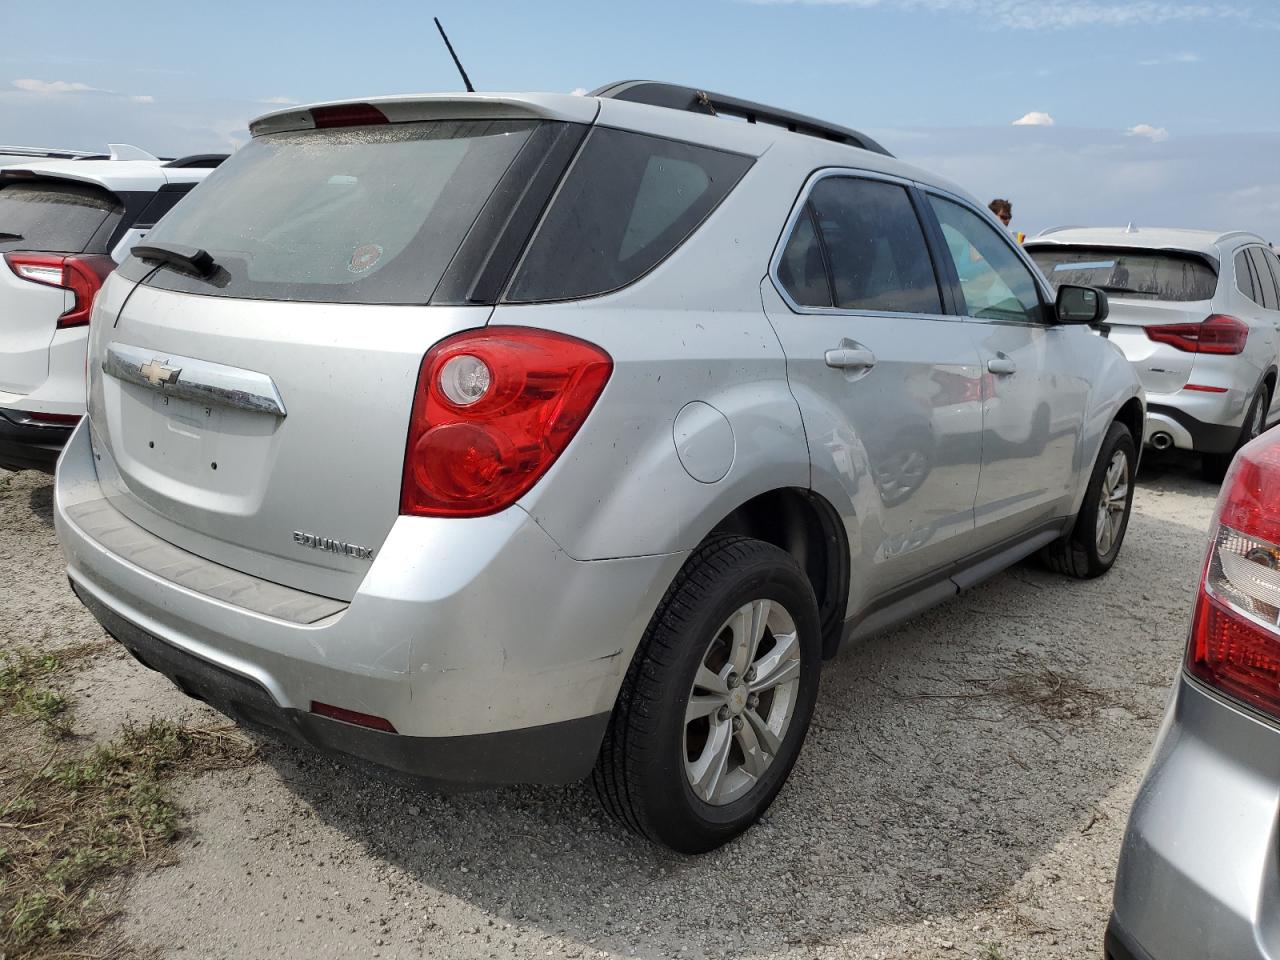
left=592, top=535, right=821, bottom=854
left=1202, top=383, right=1270, bottom=484
left=1040, top=421, right=1136, bottom=579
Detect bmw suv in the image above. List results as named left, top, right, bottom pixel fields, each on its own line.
left=1027, top=227, right=1280, bottom=481
left=54, top=83, right=1143, bottom=852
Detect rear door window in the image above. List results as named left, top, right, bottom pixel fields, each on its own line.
left=1236, top=250, right=1259, bottom=303
left=776, top=205, right=832, bottom=308
left=1028, top=246, right=1218, bottom=302
left=1265, top=249, right=1280, bottom=306
left=0, top=180, right=122, bottom=254
left=134, top=119, right=541, bottom=305
left=929, top=196, right=1043, bottom=323
left=505, top=128, right=752, bottom=302
left=1247, top=248, right=1279, bottom=310
left=796, top=177, right=942, bottom=314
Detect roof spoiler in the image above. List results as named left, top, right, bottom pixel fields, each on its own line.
left=0, top=145, right=96, bottom=160
left=591, top=80, right=893, bottom=157
left=163, top=153, right=230, bottom=169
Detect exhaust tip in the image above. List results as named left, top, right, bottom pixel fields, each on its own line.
left=1151, top=432, right=1174, bottom=451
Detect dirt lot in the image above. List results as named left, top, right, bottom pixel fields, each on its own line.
left=0, top=456, right=1215, bottom=960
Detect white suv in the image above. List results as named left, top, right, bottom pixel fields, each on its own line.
left=55, top=84, right=1142, bottom=852
left=1027, top=227, right=1280, bottom=481
left=0, top=146, right=224, bottom=471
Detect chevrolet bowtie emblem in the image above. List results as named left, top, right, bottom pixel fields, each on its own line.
left=139, top=358, right=181, bottom=387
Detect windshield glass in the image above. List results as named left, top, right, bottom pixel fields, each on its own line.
left=0, top=181, right=121, bottom=254
left=138, top=119, right=539, bottom=304
left=1029, top=245, right=1217, bottom=301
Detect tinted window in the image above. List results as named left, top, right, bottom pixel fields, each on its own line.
left=1236, top=250, right=1258, bottom=303
left=1265, top=249, right=1280, bottom=306
left=139, top=119, right=539, bottom=304
left=803, top=177, right=941, bottom=314
left=0, top=180, right=122, bottom=254
left=1248, top=248, right=1279, bottom=310
left=930, top=196, right=1042, bottom=323
left=776, top=204, right=832, bottom=307
left=507, top=128, right=752, bottom=302
left=1028, top=245, right=1218, bottom=302
left=134, top=184, right=194, bottom=229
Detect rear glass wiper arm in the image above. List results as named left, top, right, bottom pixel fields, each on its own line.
left=0, top=231, right=23, bottom=241
left=131, top=242, right=217, bottom=278
left=1094, top=284, right=1147, bottom=296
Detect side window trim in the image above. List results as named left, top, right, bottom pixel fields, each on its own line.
left=921, top=187, right=1051, bottom=325
left=768, top=167, right=957, bottom=320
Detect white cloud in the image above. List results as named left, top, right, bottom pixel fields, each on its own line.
left=12, top=78, right=101, bottom=94
left=742, top=0, right=1257, bottom=30
left=1013, top=111, right=1055, bottom=127
left=569, top=87, right=589, bottom=97
left=131, top=94, right=155, bottom=104
left=1139, top=51, right=1201, bottom=65
left=1127, top=123, right=1170, bottom=142
left=259, top=95, right=297, bottom=105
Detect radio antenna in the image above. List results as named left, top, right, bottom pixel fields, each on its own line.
left=434, top=17, right=475, bottom=93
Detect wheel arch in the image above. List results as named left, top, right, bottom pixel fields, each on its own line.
left=705, top=487, right=850, bottom=658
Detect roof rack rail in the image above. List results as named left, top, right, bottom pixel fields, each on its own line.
left=163, top=153, right=230, bottom=169
left=590, top=80, right=893, bottom=157
left=0, top=145, right=96, bottom=160
left=1215, top=230, right=1260, bottom=245
left=1034, top=225, right=1086, bottom=237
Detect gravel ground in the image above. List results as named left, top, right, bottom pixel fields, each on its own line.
left=0, top=454, right=1216, bottom=960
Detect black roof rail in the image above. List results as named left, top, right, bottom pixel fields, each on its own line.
left=590, top=80, right=893, bottom=158
left=163, top=153, right=230, bottom=169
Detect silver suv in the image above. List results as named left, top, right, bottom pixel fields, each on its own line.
left=1027, top=227, right=1280, bottom=481
left=54, top=83, right=1143, bottom=852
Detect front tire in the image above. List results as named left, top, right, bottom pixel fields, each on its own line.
left=1040, top=421, right=1136, bottom=579
left=592, top=535, right=821, bottom=854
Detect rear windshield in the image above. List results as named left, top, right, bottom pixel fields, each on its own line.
left=1028, top=245, right=1218, bottom=302
left=505, top=128, right=753, bottom=302
left=134, top=120, right=539, bottom=304
left=0, top=180, right=122, bottom=254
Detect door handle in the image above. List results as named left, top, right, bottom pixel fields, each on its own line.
left=987, top=355, right=1017, bottom=376
left=825, top=347, right=877, bottom=370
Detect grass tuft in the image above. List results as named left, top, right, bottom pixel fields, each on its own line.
left=0, top=718, right=256, bottom=956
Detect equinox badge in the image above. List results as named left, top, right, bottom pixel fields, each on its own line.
left=293, top=530, right=375, bottom=561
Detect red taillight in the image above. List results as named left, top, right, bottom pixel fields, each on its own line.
left=310, top=103, right=389, bottom=129
left=1187, top=435, right=1280, bottom=718
left=310, top=701, right=397, bottom=733
left=4, top=252, right=116, bottom=328
left=400, top=327, right=613, bottom=518
left=27, top=411, right=82, bottom=425
left=1146, top=314, right=1249, bottom=355
left=1183, top=384, right=1229, bottom=393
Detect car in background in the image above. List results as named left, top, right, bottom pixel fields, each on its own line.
left=1108, top=429, right=1280, bottom=960
left=1027, top=227, right=1280, bottom=481
left=55, top=82, right=1141, bottom=853
left=0, top=145, right=225, bottom=472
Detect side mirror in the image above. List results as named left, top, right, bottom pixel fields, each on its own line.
left=1055, top=284, right=1109, bottom=325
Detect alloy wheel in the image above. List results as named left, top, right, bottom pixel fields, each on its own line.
left=684, top=600, right=801, bottom=806
left=1095, top=450, right=1130, bottom=557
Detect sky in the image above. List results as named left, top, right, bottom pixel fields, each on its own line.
left=2, top=0, right=1278, bottom=239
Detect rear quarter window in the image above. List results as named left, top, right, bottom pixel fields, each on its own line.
left=0, top=180, right=122, bottom=254
left=505, top=128, right=753, bottom=302
left=1028, top=245, right=1217, bottom=302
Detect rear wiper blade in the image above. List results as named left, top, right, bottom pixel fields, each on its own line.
left=0, top=231, right=23, bottom=241
left=131, top=242, right=217, bottom=278
left=1094, top=284, right=1149, bottom=296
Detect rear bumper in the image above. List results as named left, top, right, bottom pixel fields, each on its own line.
left=1146, top=402, right=1242, bottom=454
left=0, top=406, right=76, bottom=473
left=1111, top=673, right=1280, bottom=960
left=55, top=420, right=686, bottom=786
left=1105, top=919, right=1155, bottom=960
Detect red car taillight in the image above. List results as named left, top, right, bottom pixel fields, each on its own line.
left=1146, top=314, right=1249, bottom=355
left=1187, top=434, right=1280, bottom=718
left=4, top=252, right=116, bottom=329
left=399, top=327, right=613, bottom=518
